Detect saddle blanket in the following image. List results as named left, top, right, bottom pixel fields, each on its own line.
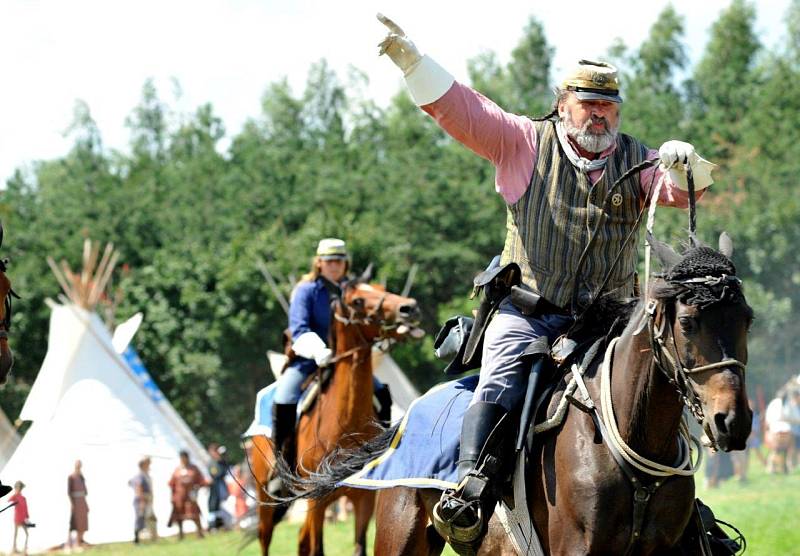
left=243, top=382, right=313, bottom=438
left=339, top=375, right=479, bottom=491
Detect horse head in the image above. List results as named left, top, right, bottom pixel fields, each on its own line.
left=0, top=222, right=17, bottom=384
left=336, top=267, right=424, bottom=344
left=648, top=232, right=753, bottom=452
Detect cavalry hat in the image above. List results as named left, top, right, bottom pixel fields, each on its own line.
left=561, top=59, right=622, bottom=103
left=316, top=238, right=348, bottom=260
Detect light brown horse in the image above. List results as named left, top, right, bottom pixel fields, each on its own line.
left=283, top=234, right=753, bottom=555
left=251, top=273, right=422, bottom=555
left=0, top=223, right=17, bottom=384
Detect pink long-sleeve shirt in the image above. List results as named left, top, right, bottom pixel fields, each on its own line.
left=420, top=81, right=695, bottom=208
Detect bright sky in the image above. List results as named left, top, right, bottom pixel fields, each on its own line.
left=0, top=0, right=791, bottom=184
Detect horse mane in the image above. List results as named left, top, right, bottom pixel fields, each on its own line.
left=580, top=295, right=639, bottom=339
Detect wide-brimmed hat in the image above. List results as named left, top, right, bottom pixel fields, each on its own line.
left=316, top=238, right=348, bottom=261
left=561, top=59, right=622, bottom=103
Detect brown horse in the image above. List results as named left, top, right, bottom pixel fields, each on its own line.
left=0, top=223, right=17, bottom=385
left=251, top=273, right=422, bottom=555
left=281, top=234, right=753, bottom=555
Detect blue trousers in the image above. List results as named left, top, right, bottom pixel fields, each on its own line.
left=274, top=363, right=386, bottom=405
left=472, top=298, right=573, bottom=411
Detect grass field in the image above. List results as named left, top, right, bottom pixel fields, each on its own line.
left=83, top=454, right=798, bottom=555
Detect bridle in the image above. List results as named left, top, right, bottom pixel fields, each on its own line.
left=645, top=274, right=747, bottom=449
left=0, top=257, right=20, bottom=341
left=329, top=285, right=405, bottom=364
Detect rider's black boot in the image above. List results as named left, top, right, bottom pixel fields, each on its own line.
left=267, top=403, right=297, bottom=498
left=432, top=401, right=509, bottom=555
left=375, top=384, right=393, bottom=428
left=0, top=480, right=11, bottom=499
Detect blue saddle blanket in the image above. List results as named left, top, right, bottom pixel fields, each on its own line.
left=340, top=374, right=479, bottom=491
left=243, top=382, right=311, bottom=438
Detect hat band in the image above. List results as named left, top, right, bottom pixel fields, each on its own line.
left=568, top=86, right=620, bottom=96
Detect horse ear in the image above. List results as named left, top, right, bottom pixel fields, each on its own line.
left=359, top=263, right=374, bottom=283
left=0, top=221, right=4, bottom=249
left=718, top=231, right=734, bottom=258
left=647, top=232, right=682, bottom=270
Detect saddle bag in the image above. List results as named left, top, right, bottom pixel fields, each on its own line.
left=433, top=257, right=521, bottom=375
left=433, top=315, right=476, bottom=376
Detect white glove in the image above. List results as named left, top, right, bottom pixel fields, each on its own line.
left=658, top=140, right=717, bottom=191
left=292, top=332, right=333, bottom=367
left=377, top=13, right=423, bottom=75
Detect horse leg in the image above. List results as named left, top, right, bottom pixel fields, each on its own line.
left=374, top=487, right=444, bottom=556
left=251, top=435, right=280, bottom=555
left=298, top=498, right=328, bottom=556
left=349, top=489, right=375, bottom=556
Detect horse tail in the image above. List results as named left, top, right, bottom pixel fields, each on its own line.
left=271, top=423, right=399, bottom=504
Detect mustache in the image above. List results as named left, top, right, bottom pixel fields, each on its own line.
left=582, top=116, right=609, bottom=133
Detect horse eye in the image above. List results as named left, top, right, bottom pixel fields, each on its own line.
left=678, top=316, right=698, bottom=334
left=351, top=298, right=365, bottom=309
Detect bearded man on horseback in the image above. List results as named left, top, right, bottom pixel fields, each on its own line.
left=376, top=15, right=717, bottom=553
left=269, top=238, right=392, bottom=497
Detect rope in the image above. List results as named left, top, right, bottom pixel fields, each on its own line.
left=599, top=338, right=703, bottom=477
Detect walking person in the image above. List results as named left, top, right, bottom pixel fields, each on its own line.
left=129, top=456, right=157, bottom=544
left=167, top=450, right=207, bottom=540
left=66, top=460, right=89, bottom=552
left=206, top=444, right=231, bottom=532
left=9, top=481, right=32, bottom=555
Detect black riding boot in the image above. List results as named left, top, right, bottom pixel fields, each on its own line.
left=432, top=401, right=509, bottom=555
left=267, top=403, right=297, bottom=498
left=0, top=480, right=11, bottom=499
left=375, top=384, right=392, bottom=428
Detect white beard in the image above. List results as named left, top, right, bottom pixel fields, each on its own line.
left=562, top=112, right=619, bottom=153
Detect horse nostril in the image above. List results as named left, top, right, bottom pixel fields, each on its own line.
left=398, top=303, right=419, bottom=320
left=714, top=412, right=730, bottom=436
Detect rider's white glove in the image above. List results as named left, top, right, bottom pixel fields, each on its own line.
left=292, top=332, right=333, bottom=367
left=658, top=140, right=716, bottom=191
left=377, top=13, right=423, bottom=75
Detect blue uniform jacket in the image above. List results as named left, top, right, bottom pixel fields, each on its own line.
left=288, top=278, right=335, bottom=373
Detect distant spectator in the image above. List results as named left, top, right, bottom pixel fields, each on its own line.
left=67, top=460, right=89, bottom=550
left=704, top=448, right=733, bottom=489
left=168, top=450, right=206, bottom=540
left=786, top=389, right=800, bottom=469
left=228, top=463, right=253, bottom=529
left=206, top=444, right=231, bottom=532
left=9, top=480, right=32, bottom=555
left=129, top=456, right=157, bottom=544
left=732, top=401, right=762, bottom=483
left=765, top=393, right=792, bottom=474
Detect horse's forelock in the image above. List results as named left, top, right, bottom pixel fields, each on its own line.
left=666, top=246, right=736, bottom=281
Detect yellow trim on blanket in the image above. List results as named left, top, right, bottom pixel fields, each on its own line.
left=342, top=380, right=460, bottom=489
left=344, top=476, right=458, bottom=489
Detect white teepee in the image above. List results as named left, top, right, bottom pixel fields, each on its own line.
left=0, top=406, right=19, bottom=471
left=0, top=241, right=209, bottom=554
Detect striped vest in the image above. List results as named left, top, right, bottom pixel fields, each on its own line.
left=500, top=120, right=649, bottom=310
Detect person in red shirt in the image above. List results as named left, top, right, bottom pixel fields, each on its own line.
left=167, top=450, right=207, bottom=540
left=9, top=480, right=32, bottom=555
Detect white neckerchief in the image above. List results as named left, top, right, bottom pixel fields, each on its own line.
left=555, top=120, right=608, bottom=173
